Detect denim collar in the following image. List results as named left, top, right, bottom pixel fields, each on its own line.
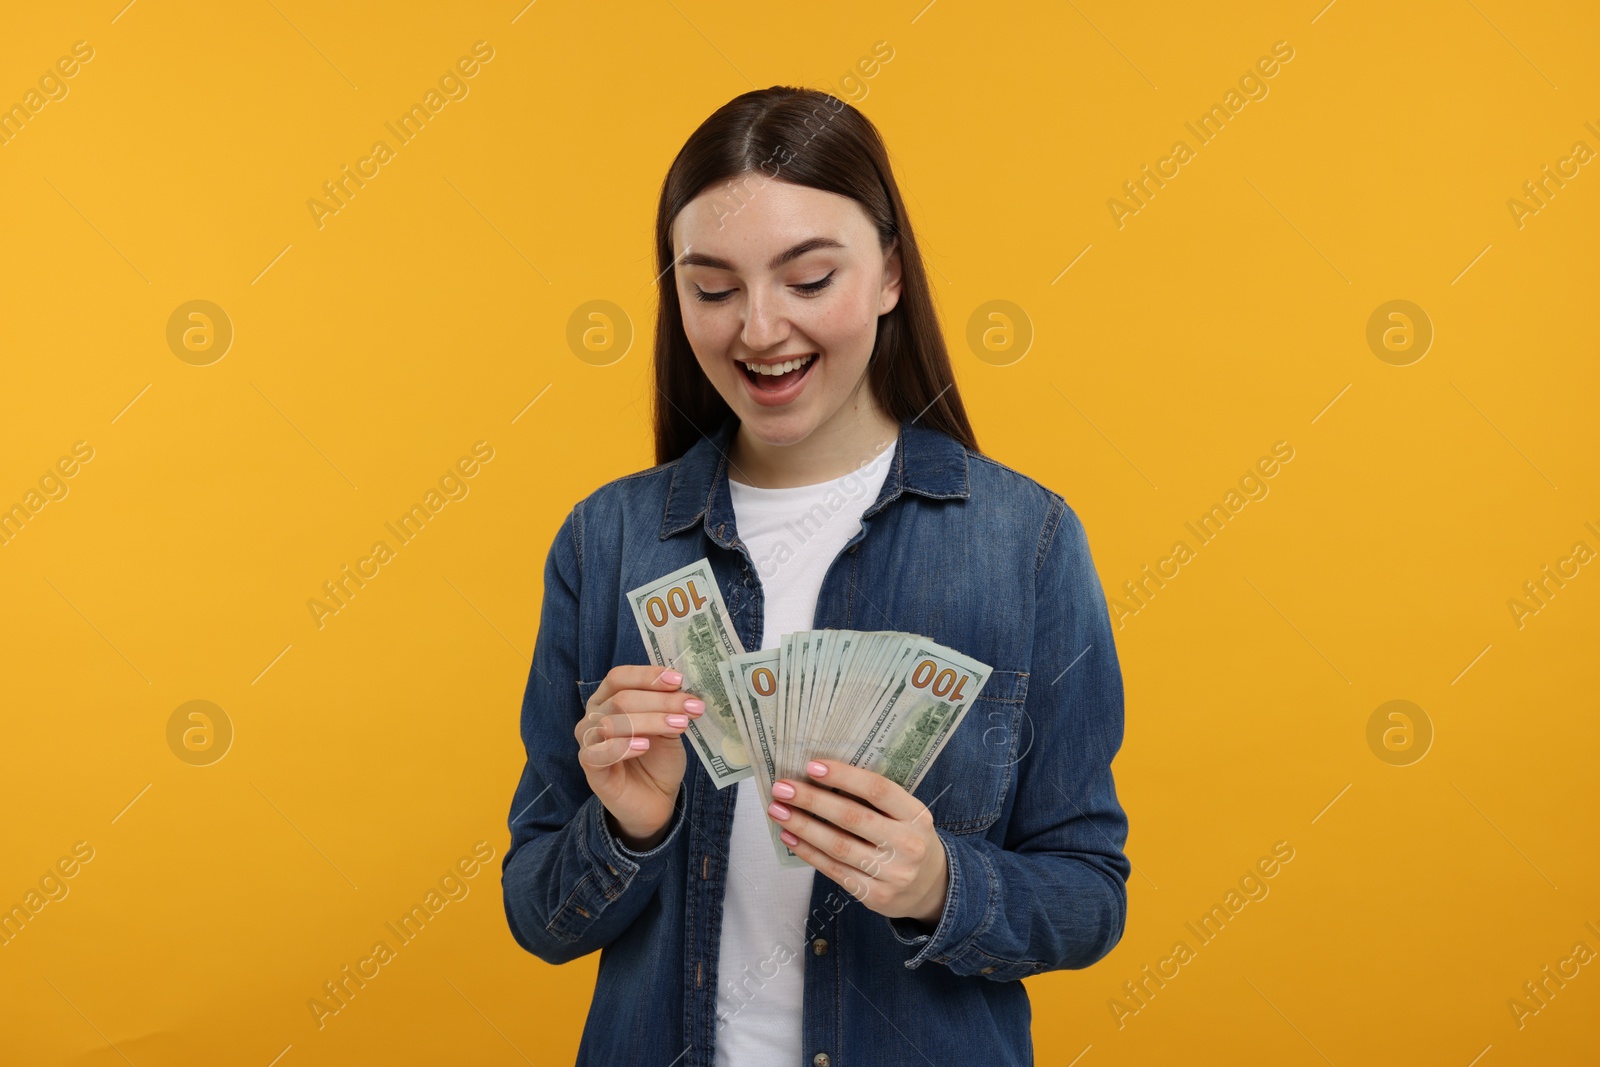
left=659, top=413, right=970, bottom=546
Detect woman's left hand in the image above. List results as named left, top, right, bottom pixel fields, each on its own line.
left=767, top=758, right=948, bottom=927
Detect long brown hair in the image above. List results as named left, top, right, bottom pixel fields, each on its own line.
left=651, top=86, right=979, bottom=465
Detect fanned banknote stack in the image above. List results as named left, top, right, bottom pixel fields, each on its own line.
left=628, top=558, right=993, bottom=867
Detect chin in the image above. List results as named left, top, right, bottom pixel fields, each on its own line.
left=734, top=409, right=818, bottom=448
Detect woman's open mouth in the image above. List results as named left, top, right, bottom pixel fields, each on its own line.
left=738, top=353, right=818, bottom=406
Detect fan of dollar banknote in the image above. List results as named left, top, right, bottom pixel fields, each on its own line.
left=628, top=559, right=993, bottom=867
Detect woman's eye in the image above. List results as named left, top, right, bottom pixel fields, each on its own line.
left=794, top=271, right=835, bottom=295
left=691, top=270, right=834, bottom=303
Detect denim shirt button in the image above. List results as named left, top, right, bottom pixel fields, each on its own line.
left=980, top=965, right=996, bottom=974
left=811, top=937, right=829, bottom=956
left=812, top=1054, right=830, bottom=1067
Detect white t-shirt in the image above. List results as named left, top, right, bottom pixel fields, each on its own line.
left=712, top=439, right=896, bottom=1065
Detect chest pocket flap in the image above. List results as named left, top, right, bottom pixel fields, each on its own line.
left=907, top=669, right=1030, bottom=834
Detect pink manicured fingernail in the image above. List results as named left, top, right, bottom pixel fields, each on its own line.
left=767, top=801, right=791, bottom=820
left=780, top=830, right=799, bottom=846
left=630, top=737, right=649, bottom=750
left=684, top=699, right=705, bottom=715
left=771, top=781, right=796, bottom=799
left=806, top=761, right=828, bottom=777
left=666, top=714, right=688, bottom=728
left=660, top=670, right=683, bottom=686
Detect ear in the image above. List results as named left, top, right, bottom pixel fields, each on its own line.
left=878, top=238, right=904, bottom=316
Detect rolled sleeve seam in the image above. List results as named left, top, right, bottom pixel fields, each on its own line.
left=541, top=791, right=683, bottom=945
left=584, top=796, right=641, bottom=895
left=963, top=944, right=1050, bottom=979
left=543, top=868, right=599, bottom=943
left=888, top=833, right=958, bottom=964
left=896, top=829, right=982, bottom=969
left=933, top=841, right=1001, bottom=967
left=592, top=784, right=687, bottom=875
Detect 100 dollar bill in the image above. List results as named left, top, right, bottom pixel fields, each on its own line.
left=719, top=630, right=994, bottom=867
left=626, top=558, right=753, bottom=788
left=717, top=649, right=808, bottom=867
left=849, top=635, right=993, bottom=793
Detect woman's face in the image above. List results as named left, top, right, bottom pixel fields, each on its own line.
left=671, top=176, right=902, bottom=450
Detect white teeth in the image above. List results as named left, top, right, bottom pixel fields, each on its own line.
left=743, top=354, right=816, bottom=376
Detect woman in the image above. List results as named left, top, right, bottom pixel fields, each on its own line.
left=502, top=86, right=1130, bottom=1067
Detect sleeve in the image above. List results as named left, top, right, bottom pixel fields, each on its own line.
left=885, top=497, right=1131, bottom=980
left=500, top=503, right=690, bottom=965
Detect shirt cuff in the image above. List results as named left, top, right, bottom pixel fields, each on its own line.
left=886, top=829, right=996, bottom=970
left=587, top=782, right=688, bottom=881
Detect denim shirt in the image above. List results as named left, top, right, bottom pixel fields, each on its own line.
left=502, top=414, right=1131, bottom=1066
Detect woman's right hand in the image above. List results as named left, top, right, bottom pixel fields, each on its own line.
left=574, top=665, right=705, bottom=851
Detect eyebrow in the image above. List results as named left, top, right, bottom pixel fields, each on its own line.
left=677, top=236, right=846, bottom=273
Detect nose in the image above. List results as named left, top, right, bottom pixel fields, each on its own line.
left=739, top=284, right=790, bottom=353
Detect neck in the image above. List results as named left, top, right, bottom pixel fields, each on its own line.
left=728, top=384, right=899, bottom=489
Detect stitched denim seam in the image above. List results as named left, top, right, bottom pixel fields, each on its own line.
left=1033, top=494, right=1066, bottom=576
left=967, top=943, right=1048, bottom=975
left=942, top=845, right=1002, bottom=966
left=920, top=830, right=967, bottom=967
left=610, top=461, right=675, bottom=484
left=571, top=499, right=586, bottom=572
left=658, top=458, right=695, bottom=537
left=912, top=826, right=963, bottom=968
left=545, top=868, right=597, bottom=943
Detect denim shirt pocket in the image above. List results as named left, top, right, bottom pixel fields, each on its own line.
left=908, top=669, right=1031, bottom=834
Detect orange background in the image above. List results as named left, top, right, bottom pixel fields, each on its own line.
left=2, top=1, right=1596, bottom=1064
